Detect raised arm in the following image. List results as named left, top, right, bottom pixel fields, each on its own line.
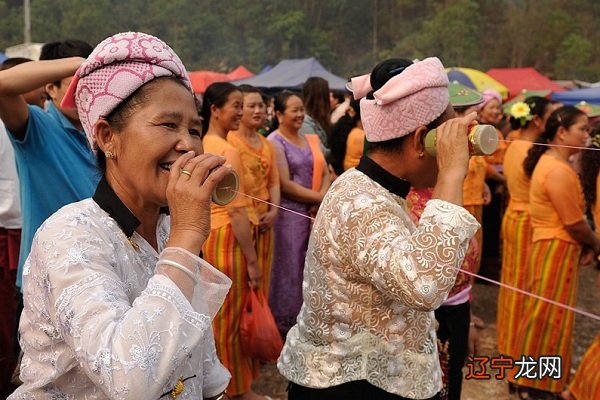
left=0, top=57, right=83, bottom=139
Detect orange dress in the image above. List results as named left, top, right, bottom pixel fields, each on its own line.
left=343, top=127, right=365, bottom=171
left=512, top=154, right=586, bottom=393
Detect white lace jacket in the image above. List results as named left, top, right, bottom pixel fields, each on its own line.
left=9, top=199, right=232, bottom=400
left=278, top=168, right=479, bottom=398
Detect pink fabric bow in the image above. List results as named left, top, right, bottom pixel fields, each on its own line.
left=350, top=57, right=449, bottom=143
left=61, top=32, right=192, bottom=152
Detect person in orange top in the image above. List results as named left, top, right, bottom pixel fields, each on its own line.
left=200, top=82, right=268, bottom=400
left=562, top=125, right=600, bottom=400
left=228, top=85, right=280, bottom=299
left=497, top=97, right=552, bottom=383
left=510, top=106, right=600, bottom=399
left=478, top=90, right=507, bottom=279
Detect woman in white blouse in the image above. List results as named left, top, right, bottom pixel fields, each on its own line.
left=10, top=32, right=233, bottom=400
left=278, top=58, right=480, bottom=400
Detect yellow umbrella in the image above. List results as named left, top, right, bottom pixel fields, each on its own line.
left=446, top=67, right=509, bottom=100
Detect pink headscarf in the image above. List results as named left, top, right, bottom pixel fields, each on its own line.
left=61, top=32, right=192, bottom=151
left=479, top=89, right=502, bottom=110
left=349, top=57, right=449, bottom=142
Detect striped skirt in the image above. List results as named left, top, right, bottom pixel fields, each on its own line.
left=202, top=223, right=259, bottom=396
left=511, top=239, right=582, bottom=393
left=255, top=225, right=274, bottom=300
left=497, top=209, right=532, bottom=358
left=569, top=334, right=600, bottom=400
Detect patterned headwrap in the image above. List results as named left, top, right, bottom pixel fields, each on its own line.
left=349, top=57, right=449, bottom=143
left=61, top=32, right=192, bottom=152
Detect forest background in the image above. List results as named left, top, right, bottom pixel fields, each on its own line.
left=1, top=0, right=599, bottom=82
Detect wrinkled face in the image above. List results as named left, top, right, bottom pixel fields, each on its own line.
left=213, top=90, right=243, bottom=132
left=561, top=114, right=590, bottom=150
left=278, top=95, right=305, bottom=131
left=241, top=92, right=266, bottom=130
left=108, top=79, right=203, bottom=208
left=480, top=99, right=502, bottom=125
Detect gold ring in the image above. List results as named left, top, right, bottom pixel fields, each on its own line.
left=180, top=169, right=192, bottom=177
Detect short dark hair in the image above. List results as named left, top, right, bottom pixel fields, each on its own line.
left=0, top=57, right=33, bottom=71
left=200, top=82, right=241, bottom=136
left=39, top=40, right=94, bottom=60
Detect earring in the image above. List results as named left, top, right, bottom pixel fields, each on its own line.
left=105, top=150, right=115, bottom=159
left=418, top=151, right=424, bottom=158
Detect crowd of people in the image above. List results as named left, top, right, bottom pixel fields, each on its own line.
left=0, top=31, right=598, bottom=400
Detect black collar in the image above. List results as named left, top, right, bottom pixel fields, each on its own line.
left=356, top=156, right=410, bottom=198
left=92, top=176, right=170, bottom=238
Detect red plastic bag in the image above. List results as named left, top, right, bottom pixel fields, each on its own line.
left=240, top=289, right=283, bottom=363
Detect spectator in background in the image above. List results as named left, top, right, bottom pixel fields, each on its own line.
left=0, top=40, right=99, bottom=303
left=268, top=91, right=329, bottom=337
left=0, top=57, right=46, bottom=397
left=300, top=77, right=332, bottom=161
left=328, top=98, right=363, bottom=175
left=329, top=89, right=350, bottom=124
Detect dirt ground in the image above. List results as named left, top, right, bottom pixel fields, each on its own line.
left=252, top=265, right=600, bottom=400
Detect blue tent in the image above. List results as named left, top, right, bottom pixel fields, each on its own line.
left=552, top=86, right=600, bottom=105
left=0, top=51, right=7, bottom=63
left=232, top=57, right=347, bottom=92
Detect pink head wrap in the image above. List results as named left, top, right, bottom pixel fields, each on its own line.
left=349, top=57, right=449, bottom=143
left=479, top=89, right=502, bottom=110
left=61, top=32, right=192, bottom=151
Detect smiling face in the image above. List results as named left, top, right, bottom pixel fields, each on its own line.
left=240, top=92, right=266, bottom=130
left=277, top=94, right=305, bottom=131
left=480, top=98, right=502, bottom=125
left=212, top=90, right=243, bottom=132
left=101, top=78, right=203, bottom=209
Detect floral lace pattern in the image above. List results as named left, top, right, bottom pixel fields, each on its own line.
left=10, top=199, right=231, bottom=399
left=278, top=169, right=479, bottom=399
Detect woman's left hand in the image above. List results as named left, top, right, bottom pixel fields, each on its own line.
left=258, top=210, right=278, bottom=230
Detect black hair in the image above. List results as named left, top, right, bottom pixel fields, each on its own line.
left=580, top=123, right=600, bottom=209
left=39, top=40, right=94, bottom=87
left=523, top=106, right=586, bottom=178
left=0, top=57, right=33, bottom=71
left=237, top=84, right=262, bottom=96
left=509, top=96, right=552, bottom=130
left=97, top=76, right=189, bottom=172
left=302, top=77, right=331, bottom=140
left=329, top=98, right=361, bottom=175
left=330, top=89, right=345, bottom=104
left=269, top=90, right=302, bottom=133
left=200, top=82, right=241, bottom=136
left=39, top=40, right=93, bottom=60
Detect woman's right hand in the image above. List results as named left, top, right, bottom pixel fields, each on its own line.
left=435, top=111, right=479, bottom=180
left=166, top=151, right=231, bottom=255
left=247, top=259, right=262, bottom=289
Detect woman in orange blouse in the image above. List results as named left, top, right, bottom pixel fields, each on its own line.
left=200, top=82, right=267, bottom=400
left=228, top=85, right=280, bottom=298
left=510, top=107, right=600, bottom=399
left=562, top=125, right=600, bottom=400
left=497, top=97, right=552, bottom=370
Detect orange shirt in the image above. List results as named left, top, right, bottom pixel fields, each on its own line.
left=227, top=131, right=279, bottom=216
left=503, top=140, right=533, bottom=212
left=202, top=134, right=258, bottom=229
left=463, top=156, right=488, bottom=206
left=530, top=154, right=585, bottom=243
left=343, top=127, right=365, bottom=171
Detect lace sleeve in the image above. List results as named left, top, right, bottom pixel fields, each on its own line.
left=352, top=198, right=479, bottom=311
left=28, top=216, right=228, bottom=398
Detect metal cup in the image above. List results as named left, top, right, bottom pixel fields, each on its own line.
left=424, top=124, right=498, bottom=157
left=212, top=169, right=239, bottom=206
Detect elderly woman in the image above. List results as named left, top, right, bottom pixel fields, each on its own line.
left=278, top=57, right=480, bottom=400
left=10, top=32, right=233, bottom=400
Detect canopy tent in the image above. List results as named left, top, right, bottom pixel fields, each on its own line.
left=446, top=67, right=509, bottom=99
left=188, top=65, right=254, bottom=94
left=486, top=68, right=565, bottom=100
left=231, top=58, right=348, bottom=92
left=0, top=51, right=7, bottom=63
left=551, top=86, right=600, bottom=106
